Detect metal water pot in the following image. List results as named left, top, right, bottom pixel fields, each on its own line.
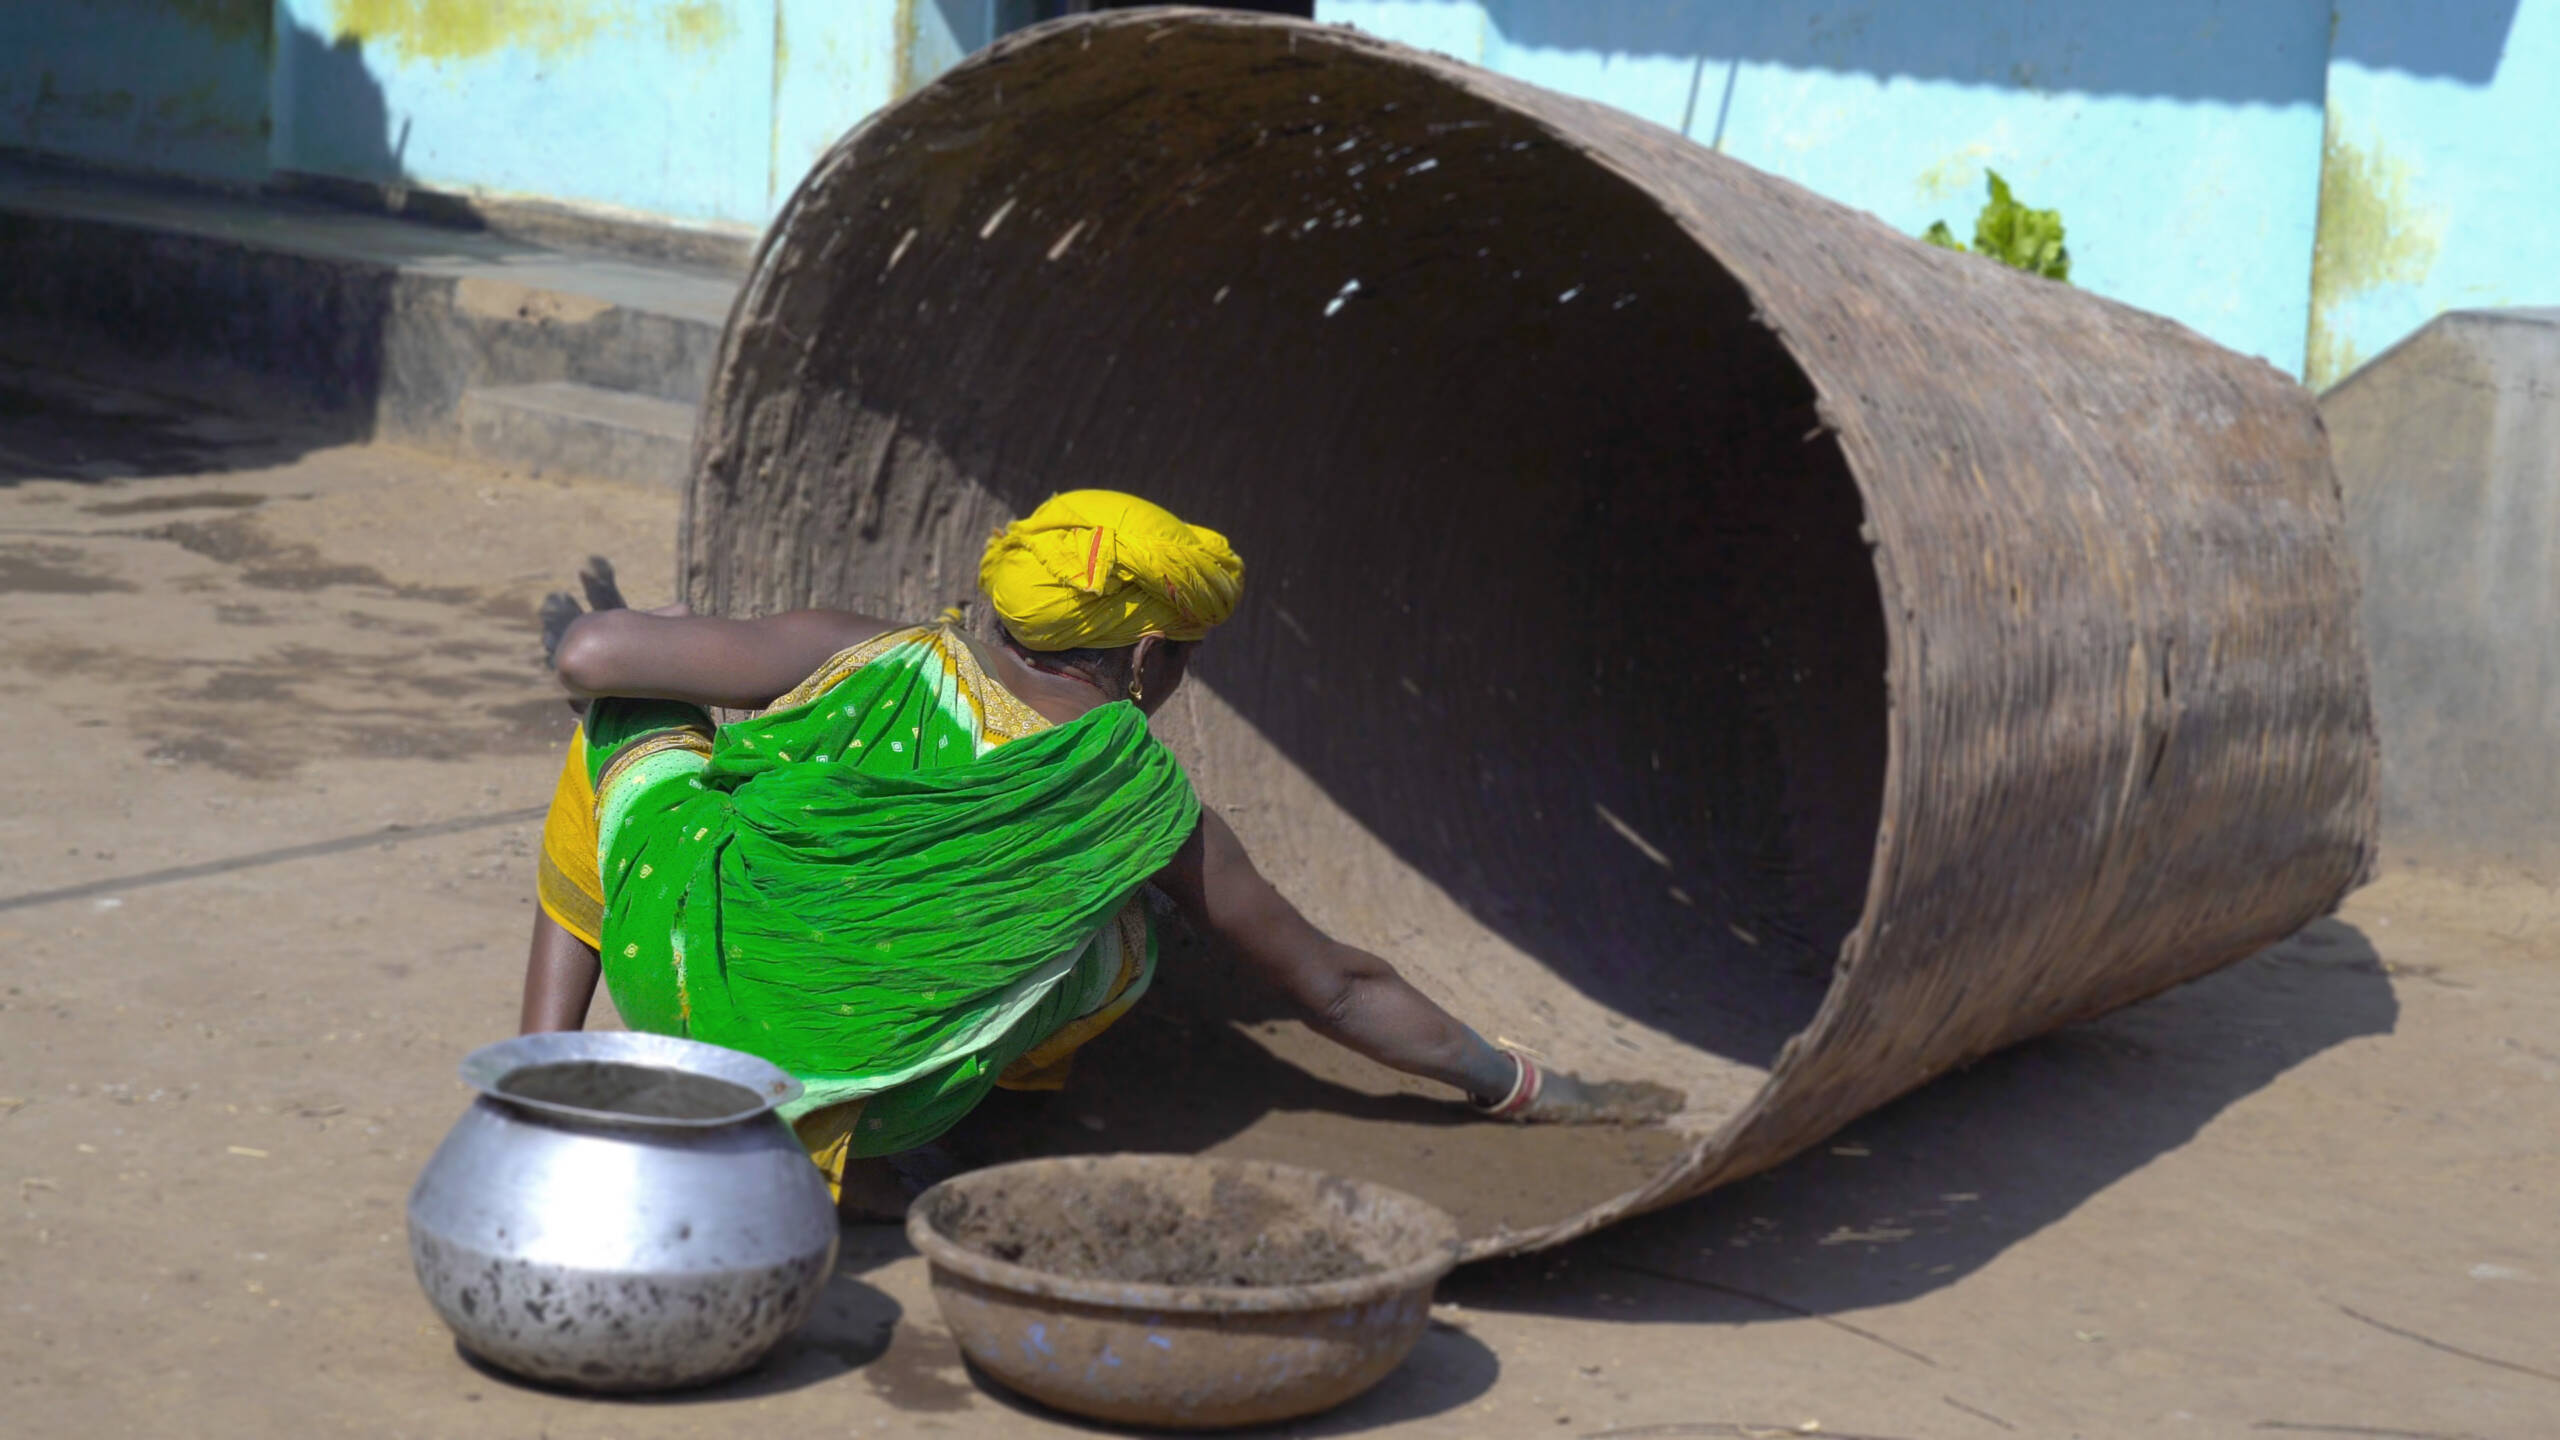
left=406, top=1031, right=840, bottom=1391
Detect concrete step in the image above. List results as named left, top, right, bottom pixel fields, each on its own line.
left=458, top=380, right=695, bottom=488
left=0, top=155, right=742, bottom=471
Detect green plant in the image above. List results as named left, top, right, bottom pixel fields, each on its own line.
left=1925, top=171, right=2070, bottom=282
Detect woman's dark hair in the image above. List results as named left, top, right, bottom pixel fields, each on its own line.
left=991, top=626, right=1190, bottom=694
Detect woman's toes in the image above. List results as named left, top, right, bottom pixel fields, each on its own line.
left=539, top=591, right=584, bottom=665
left=579, top=555, right=627, bottom=612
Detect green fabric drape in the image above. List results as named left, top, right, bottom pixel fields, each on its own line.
left=586, top=629, right=1198, bottom=1154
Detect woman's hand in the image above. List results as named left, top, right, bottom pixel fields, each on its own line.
left=1154, top=813, right=1527, bottom=1100
left=1152, top=812, right=1687, bottom=1131
left=1476, top=1052, right=1686, bottom=1126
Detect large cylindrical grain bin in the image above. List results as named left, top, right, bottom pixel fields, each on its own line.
left=681, top=11, right=2378, bottom=1257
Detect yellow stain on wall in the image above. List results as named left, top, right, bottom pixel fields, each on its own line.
left=891, top=0, right=919, bottom=100
left=664, top=1, right=734, bottom=52
left=1916, top=142, right=2001, bottom=203
left=766, top=0, right=786, bottom=201
left=329, top=0, right=608, bottom=62
left=327, top=0, right=734, bottom=64
left=2306, top=116, right=2443, bottom=389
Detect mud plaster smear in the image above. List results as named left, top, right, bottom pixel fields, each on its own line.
left=942, top=921, right=1692, bottom=1244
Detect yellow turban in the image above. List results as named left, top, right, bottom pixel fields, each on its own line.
left=979, top=490, right=1244, bottom=651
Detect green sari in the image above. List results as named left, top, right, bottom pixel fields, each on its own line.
left=580, top=625, right=1199, bottom=1161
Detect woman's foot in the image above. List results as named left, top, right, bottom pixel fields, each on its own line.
left=539, top=591, right=585, bottom=669
left=539, top=556, right=693, bottom=711
left=834, top=1157, right=913, bottom=1224
left=578, top=554, right=626, bottom=612
left=831, top=1146, right=961, bottom=1223
left=541, top=556, right=628, bottom=712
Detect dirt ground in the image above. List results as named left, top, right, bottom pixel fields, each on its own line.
left=5, top=360, right=2558, bottom=1439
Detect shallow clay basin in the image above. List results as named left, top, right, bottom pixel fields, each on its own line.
left=907, top=1155, right=1461, bottom=1429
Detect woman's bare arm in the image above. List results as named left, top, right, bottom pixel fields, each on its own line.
left=552, top=608, right=898, bottom=710
left=1151, top=811, right=1525, bottom=1105
left=520, top=908, right=601, bottom=1033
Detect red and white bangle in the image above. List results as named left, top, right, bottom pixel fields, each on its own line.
left=1475, top=1050, right=1543, bottom=1119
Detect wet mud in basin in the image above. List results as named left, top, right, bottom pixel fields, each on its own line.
left=930, top=1170, right=1382, bottom=1287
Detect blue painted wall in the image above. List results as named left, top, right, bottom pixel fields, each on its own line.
left=0, top=1, right=274, bottom=183
left=2312, top=1, right=2560, bottom=385
left=1318, top=0, right=2552, bottom=387
left=771, top=1, right=906, bottom=211
left=1320, top=1, right=2338, bottom=377
left=271, top=0, right=784, bottom=229
left=4, top=2, right=2551, bottom=383
left=4, top=1, right=916, bottom=234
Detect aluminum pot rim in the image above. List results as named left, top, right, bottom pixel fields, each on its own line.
left=906, top=1153, right=1461, bottom=1315
left=457, top=1030, right=802, bottom=1129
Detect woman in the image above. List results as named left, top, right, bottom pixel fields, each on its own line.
left=521, top=491, right=1604, bottom=1211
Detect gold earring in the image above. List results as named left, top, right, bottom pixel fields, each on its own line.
left=1128, top=672, right=1145, bottom=704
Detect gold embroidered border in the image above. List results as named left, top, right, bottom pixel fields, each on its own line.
left=764, top=621, right=1052, bottom=746
left=996, top=902, right=1153, bottom=1091
left=790, top=1100, right=870, bottom=1201
left=596, top=728, right=714, bottom=799
left=937, top=624, right=1050, bottom=744
left=765, top=625, right=937, bottom=712
left=535, top=850, right=605, bottom=950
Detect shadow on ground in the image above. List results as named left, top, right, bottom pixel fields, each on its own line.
left=712, top=908, right=2392, bottom=1428
left=0, top=12, right=574, bottom=484
left=445, top=905, right=2386, bottom=1424
left=1446, top=919, right=2397, bottom=1330
left=0, top=354, right=337, bottom=484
